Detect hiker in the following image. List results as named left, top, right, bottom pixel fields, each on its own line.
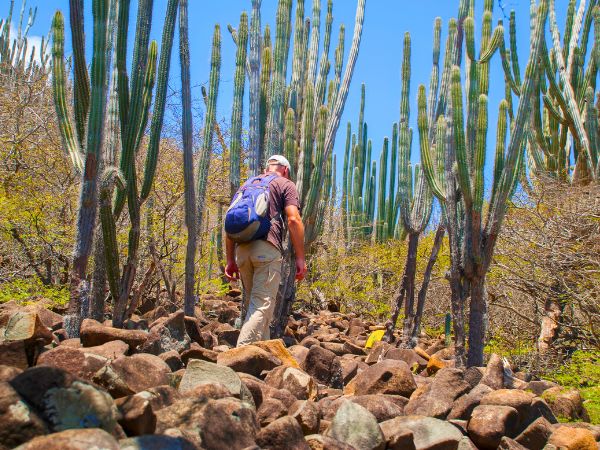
left=224, top=155, right=308, bottom=346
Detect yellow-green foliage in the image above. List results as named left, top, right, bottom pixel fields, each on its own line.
left=544, top=350, right=600, bottom=424
left=300, top=227, right=450, bottom=322
left=0, top=278, right=69, bottom=306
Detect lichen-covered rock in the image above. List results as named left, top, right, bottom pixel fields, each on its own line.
left=541, top=387, right=590, bottom=422
left=254, top=339, right=300, bottom=368
left=0, top=381, right=47, bottom=449
left=139, top=310, right=191, bottom=355
left=37, top=346, right=107, bottom=382
left=304, top=434, right=356, bottom=450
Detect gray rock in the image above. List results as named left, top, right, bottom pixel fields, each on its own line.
left=13, top=428, right=120, bottom=450
left=119, top=435, right=199, bottom=450
left=380, top=415, right=463, bottom=450
left=0, top=381, right=47, bottom=449
left=448, top=383, right=492, bottom=420
left=325, top=400, right=385, bottom=450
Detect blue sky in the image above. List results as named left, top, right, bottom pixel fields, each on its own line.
left=2, top=0, right=571, bottom=190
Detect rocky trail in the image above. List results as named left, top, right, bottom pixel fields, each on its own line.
left=0, top=295, right=597, bottom=450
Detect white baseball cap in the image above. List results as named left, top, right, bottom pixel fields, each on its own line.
left=266, top=154, right=291, bottom=172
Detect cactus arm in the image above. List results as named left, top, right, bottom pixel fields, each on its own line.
left=387, top=123, right=398, bottom=238
left=248, top=0, right=262, bottom=176
left=284, top=108, right=296, bottom=179
left=509, top=12, right=522, bottom=86
left=296, top=84, right=315, bottom=201
left=451, top=66, right=473, bottom=207
left=69, top=0, right=90, bottom=148
left=306, top=0, right=321, bottom=87
left=290, top=0, right=305, bottom=96
left=304, top=106, right=328, bottom=226
left=479, top=21, right=503, bottom=63
left=139, top=0, right=179, bottom=201
left=473, top=94, right=487, bottom=213
left=197, top=25, right=221, bottom=230
left=314, top=0, right=333, bottom=107
left=323, top=0, right=365, bottom=160
left=51, top=11, right=84, bottom=173
left=230, top=12, right=248, bottom=198
left=259, top=45, right=271, bottom=168
left=418, top=85, right=445, bottom=202
left=427, top=18, right=442, bottom=128
left=329, top=25, right=345, bottom=113
left=134, top=40, right=157, bottom=155
left=566, top=0, right=587, bottom=79
left=377, top=137, right=389, bottom=240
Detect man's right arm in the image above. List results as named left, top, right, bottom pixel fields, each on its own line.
left=225, top=236, right=239, bottom=280
left=285, top=204, right=307, bottom=281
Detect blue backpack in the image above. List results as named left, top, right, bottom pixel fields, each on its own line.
left=225, top=174, right=280, bottom=243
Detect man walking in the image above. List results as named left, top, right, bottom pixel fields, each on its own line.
left=225, top=155, right=307, bottom=346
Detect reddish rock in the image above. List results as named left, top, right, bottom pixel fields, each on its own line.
left=80, top=319, right=148, bottom=349
left=351, top=359, right=416, bottom=397
left=37, top=345, right=107, bottom=381
left=365, top=341, right=390, bottom=364
left=304, top=434, right=356, bottom=450
left=265, top=365, right=318, bottom=400
left=134, top=385, right=181, bottom=412
left=514, top=416, right=554, bottom=450
left=14, top=428, right=120, bottom=450
left=140, top=310, right=191, bottom=355
left=380, top=415, right=462, bottom=450
left=289, top=345, right=309, bottom=366
left=93, top=353, right=171, bottom=397
left=256, top=415, right=311, bottom=449
left=82, top=340, right=129, bottom=360
left=0, top=364, right=21, bottom=382
left=524, top=380, right=558, bottom=396
left=181, top=342, right=218, bottom=364
left=0, top=381, right=47, bottom=449
left=385, top=348, right=427, bottom=370
left=23, top=304, right=63, bottom=330
left=405, top=368, right=471, bottom=419
left=467, top=405, right=519, bottom=449
left=217, top=345, right=282, bottom=377
left=448, top=383, right=493, bottom=420
left=480, top=353, right=504, bottom=390
left=115, top=394, right=156, bottom=436
left=200, top=397, right=260, bottom=450
left=547, top=426, right=597, bottom=450
left=257, top=397, right=288, bottom=426
left=542, top=387, right=590, bottom=422
left=159, top=350, right=184, bottom=372
left=480, top=388, right=535, bottom=430
left=239, top=372, right=265, bottom=407
left=253, top=339, right=301, bottom=368
left=302, top=345, right=343, bottom=388
left=289, top=400, right=321, bottom=435
left=339, top=358, right=359, bottom=385
left=498, top=437, right=528, bottom=449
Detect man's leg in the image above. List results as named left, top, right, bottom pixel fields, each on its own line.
left=237, top=240, right=281, bottom=346
left=236, top=243, right=253, bottom=324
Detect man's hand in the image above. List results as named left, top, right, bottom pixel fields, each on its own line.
left=295, top=257, right=307, bottom=281
left=225, top=260, right=240, bottom=281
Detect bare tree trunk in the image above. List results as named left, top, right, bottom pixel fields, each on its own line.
left=467, top=275, right=487, bottom=367
left=271, top=241, right=296, bottom=338
left=400, top=232, right=420, bottom=347
left=410, top=224, right=445, bottom=347
left=538, top=288, right=565, bottom=352
left=90, top=226, right=107, bottom=322
left=126, top=261, right=156, bottom=318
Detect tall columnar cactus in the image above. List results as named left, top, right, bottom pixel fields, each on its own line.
left=419, top=0, right=549, bottom=366
left=523, top=0, right=599, bottom=183
left=230, top=13, right=248, bottom=198
left=52, top=0, right=115, bottom=336
left=384, top=33, right=433, bottom=345
left=53, top=0, right=180, bottom=332
left=226, top=0, right=366, bottom=336
left=0, top=0, right=50, bottom=84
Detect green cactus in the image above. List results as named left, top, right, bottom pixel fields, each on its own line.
left=418, top=0, right=549, bottom=366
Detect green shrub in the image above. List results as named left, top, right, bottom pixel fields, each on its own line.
left=0, top=278, right=69, bottom=306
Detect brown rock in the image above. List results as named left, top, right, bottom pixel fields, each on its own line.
left=524, top=380, right=558, bottom=396
left=181, top=342, right=218, bottom=364
left=352, top=359, right=417, bottom=397
left=134, top=385, right=181, bottom=412
left=480, top=388, right=535, bottom=430
left=217, top=345, right=282, bottom=377
left=385, top=348, right=427, bottom=370
left=0, top=340, right=29, bottom=370
left=365, top=341, right=390, bottom=364
left=325, top=400, right=385, bottom=450
left=23, top=304, right=63, bottom=330
left=0, top=310, right=52, bottom=344
left=289, top=345, right=310, bottom=366
left=265, top=366, right=318, bottom=400
left=300, top=337, right=321, bottom=348
left=0, top=364, right=21, bottom=382
left=289, top=400, right=321, bottom=435
left=405, top=368, right=471, bottom=419
left=200, top=397, right=260, bottom=450
left=239, top=372, right=265, bottom=407
left=305, top=434, right=356, bottom=450
left=115, top=394, right=156, bottom=436
left=467, top=405, right=519, bottom=449
left=342, top=340, right=366, bottom=356
left=448, top=383, right=492, bottom=420
left=256, top=415, right=311, bottom=449
left=547, top=426, right=597, bottom=450
left=479, top=353, right=504, bottom=390
left=339, top=359, right=359, bottom=385
left=380, top=415, right=463, bottom=450
left=302, top=345, right=343, bottom=389
left=0, top=381, right=47, bottom=449
left=80, top=319, right=148, bottom=349
left=159, top=350, right=184, bottom=372
left=497, top=437, right=528, bottom=449
left=14, top=428, right=120, bottom=450
left=140, top=310, right=191, bottom=355
left=514, top=416, right=553, bottom=450
left=542, top=387, right=590, bottom=422
left=254, top=339, right=300, bottom=368
left=119, top=435, right=199, bottom=450
left=267, top=387, right=298, bottom=408
left=37, top=346, right=107, bottom=382
left=215, top=323, right=240, bottom=347
left=425, top=354, right=447, bottom=375
left=257, top=397, right=288, bottom=426
left=321, top=342, right=346, bottom=356
left=82, top=340, right=129, bottom=360
left=93, top=353, right=171, bottom=397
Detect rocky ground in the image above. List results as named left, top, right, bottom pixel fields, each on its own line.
left=0, top=294, right=598, bottom=450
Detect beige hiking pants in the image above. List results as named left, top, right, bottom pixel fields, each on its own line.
left=236, top=240, right=282, bottom=346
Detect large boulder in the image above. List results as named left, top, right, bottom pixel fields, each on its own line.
left=447, top=383, right=492, bottom=420
left=265, top=366, right=318, bottom=400
left=0, top=310, right=53, bottom=368
left=541, top=387, right=591, bottom=422
left=13, top=428, right=120, bottom=450
left=0, top=381, right=47, bottom=449
left=514, top=416, right=554, bottom=450
left=547, top=426, right=597, bottom=450
left=80, top=319, right=147, bottom=349
left=289, top=400, right=321, bottom=435
left=119, top=435, right=198, bottom=450
left=178, top=359, right=254, bottom=406
left=217, top=345, right=281, bottom=377
left=200, top=397, right=260, bottom=450
left=380, top=415, right=463, bottom=450
left=139, top=310, right=191, bottom=355
left=93, top=354, right=171, bottom=398
left=81, top=340, right=129, bottom=360
left=9, top=366, right=120, bottom=436
left=114, top=394, right=156, bottom=436
left=37, top=346, right=108, bottom=382
left=257, top=398, right=288, bottom=426
left=322, top=395, right=406, bottom=423
left=405, top=368, right=471, bottom=419
left=302, top=346, right=343, bottom=388
left=351, top=359, right=417, bottom=397
left=253, top=339, right=300, bottom=368
left=256, top=415, right=311, bottom=450
left=479, top=354, right=504, bottom=390
left=467, top=405, right=519, bottom=449
left=325, top=400, right=385, bottom=450
left=479, top=389, right=536, bottom=431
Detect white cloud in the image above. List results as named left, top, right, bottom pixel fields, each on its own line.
left=5, top=22, right=50, bottom=68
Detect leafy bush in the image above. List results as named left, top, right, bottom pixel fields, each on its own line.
left=0, top=277, right=69, bottom=306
